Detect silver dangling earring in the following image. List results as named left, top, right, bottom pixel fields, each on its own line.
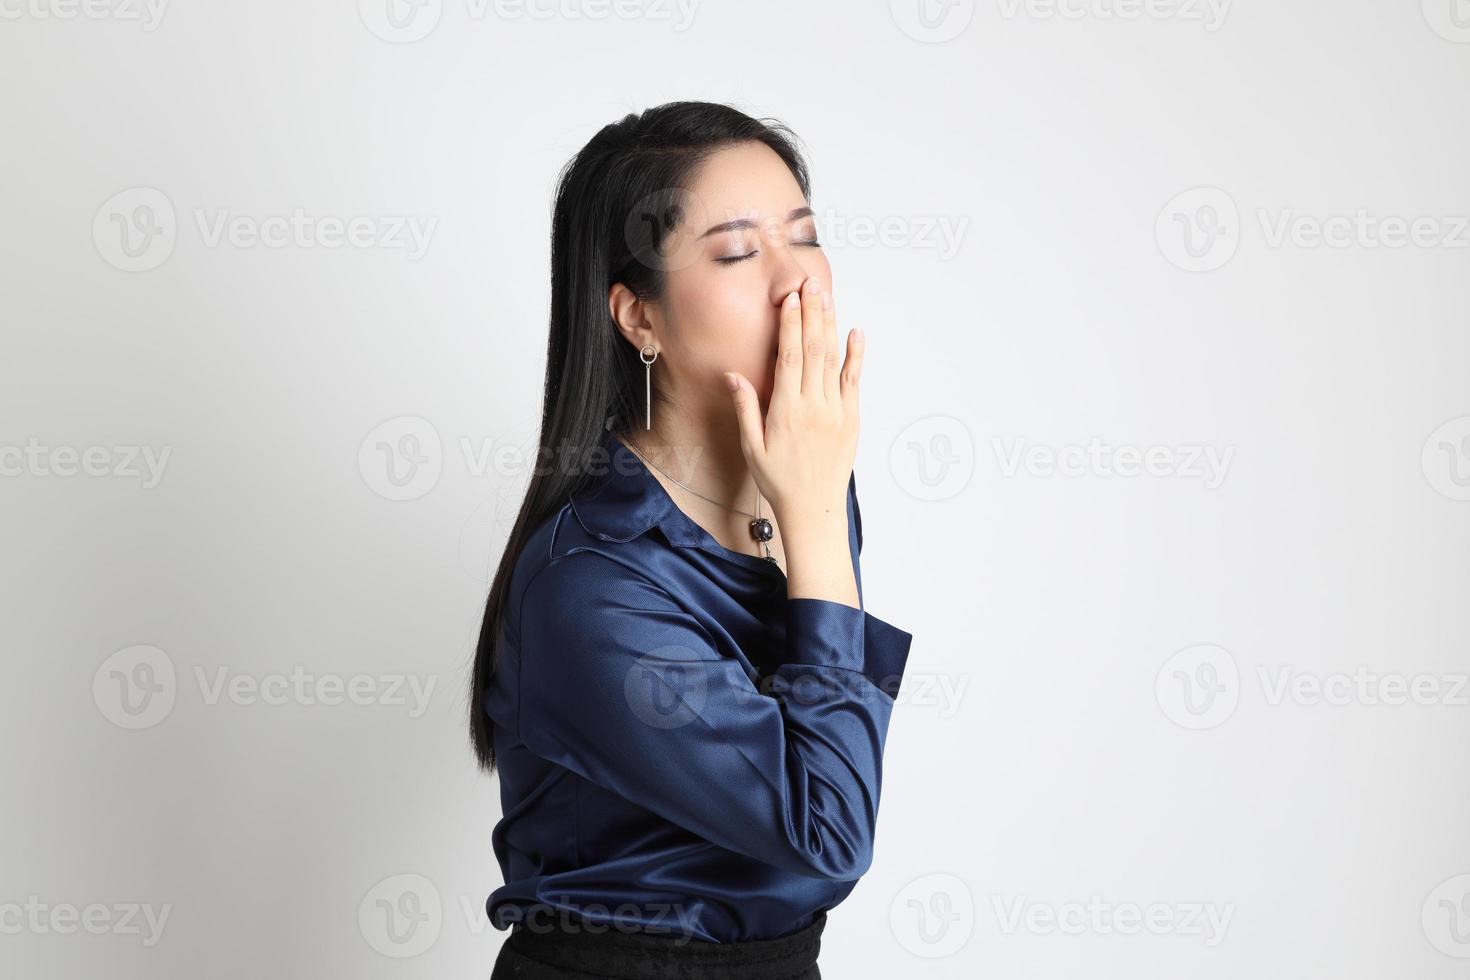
left=640, top=345, right=659, bottom=430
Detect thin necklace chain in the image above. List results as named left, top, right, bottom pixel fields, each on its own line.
left=620, top=436, right=762, bottom=520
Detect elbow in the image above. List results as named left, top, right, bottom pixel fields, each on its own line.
left=807, top=846, right=873, bottom=881
left=798, top=822, right=875, bottom=881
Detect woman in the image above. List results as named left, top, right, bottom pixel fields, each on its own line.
left=471, top=101, right=914, bottom=980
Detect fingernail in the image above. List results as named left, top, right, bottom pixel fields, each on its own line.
left=724, top=372, right=739, bottom=392
left=852, top=329, right=864, bottom=343
left=784, top=291, right=798, bottom=309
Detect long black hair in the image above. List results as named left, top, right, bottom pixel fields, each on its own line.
left=469, top=101, right=813, bottom=771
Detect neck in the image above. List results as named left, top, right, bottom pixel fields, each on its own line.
left=620, top=409, right=759, bottom=515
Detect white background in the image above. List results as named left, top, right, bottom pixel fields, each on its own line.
left=2, top=1, right=1468, bottom=977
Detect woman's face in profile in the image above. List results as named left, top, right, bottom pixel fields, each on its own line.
left=653, top=141, right=832, bottom=414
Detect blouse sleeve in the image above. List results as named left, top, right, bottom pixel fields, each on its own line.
left=514, top=550, right=913, bottom=881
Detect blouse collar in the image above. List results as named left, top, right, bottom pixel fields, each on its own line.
left=567, top=427, right=705, bottom=547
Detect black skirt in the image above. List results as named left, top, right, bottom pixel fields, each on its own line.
left=490, top=910, right=826, bottom=980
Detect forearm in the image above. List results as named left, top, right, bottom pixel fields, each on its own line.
left=780, top=504, right=860, bottom=609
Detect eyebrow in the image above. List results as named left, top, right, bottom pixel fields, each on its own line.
left=698, top=207, right=815, bottom=239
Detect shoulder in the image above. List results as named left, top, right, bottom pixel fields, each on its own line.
left=507, top=506, right=678, bottom=633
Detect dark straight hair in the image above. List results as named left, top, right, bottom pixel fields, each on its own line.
left=468, top=101, right=813, bottom=771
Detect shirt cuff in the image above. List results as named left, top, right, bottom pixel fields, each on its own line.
left=785, top=597, right=913, bottom=698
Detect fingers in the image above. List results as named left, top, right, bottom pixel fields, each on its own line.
left=724, top=371, right=766, bottom=462
left=840, top=328, right=864, bottom=407
left=822, top=282, right=839, bottom=400
left=774, top=288, right=803, bottom=405
left=799, top=276, right=825, bottom=396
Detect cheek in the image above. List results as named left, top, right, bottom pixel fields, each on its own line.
left=668, top=275, right=772, bottom=368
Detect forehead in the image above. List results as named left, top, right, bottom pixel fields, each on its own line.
left=684, top=141, right=806, bottom=219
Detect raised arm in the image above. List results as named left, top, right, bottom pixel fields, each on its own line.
left=514, top=550, right=912, bottom=881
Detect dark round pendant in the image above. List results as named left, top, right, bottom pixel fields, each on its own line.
left=762, top=554, right=780, bottom=565
left=749, top=518, right=773, bottom=542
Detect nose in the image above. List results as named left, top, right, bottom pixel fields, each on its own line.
left=768, top=234, right=822, bottom=307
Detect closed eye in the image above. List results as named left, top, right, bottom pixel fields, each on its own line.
left=715, top=240, right=822, bottom=265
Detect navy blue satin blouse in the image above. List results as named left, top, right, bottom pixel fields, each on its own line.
left=483, top=426, right=914, bottom=943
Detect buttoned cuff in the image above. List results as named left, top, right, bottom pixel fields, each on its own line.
left=785, top=598, right=913, bottom=698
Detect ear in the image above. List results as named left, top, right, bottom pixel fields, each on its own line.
left=608, top=282, right=658, bottom=353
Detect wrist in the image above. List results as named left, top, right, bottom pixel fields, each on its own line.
left=777, top=506, right=848, bottom=547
